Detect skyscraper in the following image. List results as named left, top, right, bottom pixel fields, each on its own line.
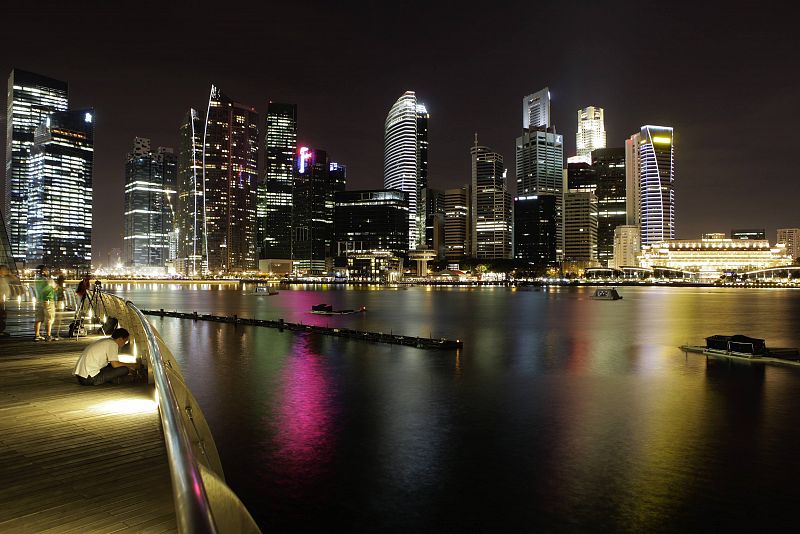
left=333, top=190, right=409, bottom=256
left=567, top=148, right=626, bottom=266
left=471, top=140, right=512, bottom=260
left=202, top=86, right=258, bottom=273
left=575, top=106, right=606, bottom=163
left=444, top=186, right=471, bottom=262
left=522, top=87, right=551, bottom=129
left=424, top=188, right=444, bottom=257
left=516, top=125, right=564, bottom=260
left=259, top=102, right=297, bottom=261
left=563, top=191, right=598, bottom=266
left=5, top=69, right=68, bottom=262
left=612, top=225, right=640, bottom=268
left=26, top=109, right=93, bottom=270
left=292, top=147, right=333, bottom=274
left=176, top=109, right=204, bottom=274
left=123, top=138, right=177, bottom=269
left=625, top=125, right=675, bottom=246
left=383, top=91, right=428, bottom=250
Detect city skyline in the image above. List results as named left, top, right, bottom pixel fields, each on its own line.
left=1, top=2, right=798, bottom=263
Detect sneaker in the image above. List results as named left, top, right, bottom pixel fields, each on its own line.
left=34, top=336, right=45, bottom=342
left=52, top=336, right=61, bottom=341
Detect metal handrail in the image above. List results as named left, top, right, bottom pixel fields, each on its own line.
left=126, top=301, right=219, bottom=534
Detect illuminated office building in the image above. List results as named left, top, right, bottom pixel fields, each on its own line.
left=26, top=109, right=93, bottom=270
left=333, top=190, right=408, bottom=256
left=612, top=225, right=640, bottom=268
left=471, top=141, right=512, bottom=259
left=5, top=69, right=68, bottom=262
left=329, top=162, right=347, bottom=193
left=383, top=91, right=428, bottom=250
left=293, top=147, right=333, bottom=274
left=425, top=188, right=444, bottom=258
left=176, top=109, right=205, bottom=274
left=123, top=138, right=177, bottom=269
left=625, top=125, right=674, bottom=246
left=563, top=191, right=598, bottom=267
left=777, top=228, right=800, bottom=261
left=444, top=186, right=471, bottom=261
left=259, top=102, right=296, bottom=261
left=575, top=106, right=606, bottom=163
left=522, top=87, right=550, bottom=129
left=202, top=86, right=259, bottom=273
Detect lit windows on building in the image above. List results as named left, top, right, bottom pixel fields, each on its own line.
left=576, top=106, right=606, bottom=162
left=27, top=109, right=93, bottom=271
left=471, top=142, right=512, bottom=260
left=5, top=69, right=68, bottom=262
left=260, top=102, right=297, bottom=261
left=639, top=236, right=792, bottom=280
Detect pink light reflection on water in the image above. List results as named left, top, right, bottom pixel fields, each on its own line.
left=269, top=336, right=337, bottom=492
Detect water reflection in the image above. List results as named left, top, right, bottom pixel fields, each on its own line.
left=111, top=284, right=800, bottom=531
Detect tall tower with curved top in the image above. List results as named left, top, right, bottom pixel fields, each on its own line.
left=625, top=125, right=674, bottom=246
left=384, top=91, right=428, bottom=250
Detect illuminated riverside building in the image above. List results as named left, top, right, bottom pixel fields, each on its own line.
left=444, top=186, right=470, bottom=261
left=259, top=102, right=296, bottom=261
left=5, top=69, right=69, bottom=262
left=471, top=141, right=512, bottom=259
left=383, top=91, right=428, bottom=250
left=176, top=109, right=205, bottom=274
left=612, top=225, right=640, bottom=268
left=26, top=109, right=94, bottom=270
left=639, top=236, right=792, bottom=280
left=333, top=190, right=408, bottom=255
left=123, top=138, right=177, bottom=270
left=516, top=124, right=564, bottom=260
left=514, top=195, right=557, bottom=266
left=575, top=106, right=606, bottom=163
left=292, top=147, right=333, bottom=274
left=425, top=188, right=445, bottom=258
left=625, top=125, right=675, bottom=246
left=567, top=148, right=627, bottom=266
left=776, top=228, right=799, bottom=261
left=202, top=86, right=259, bottom=273
left=563, top=192, right=598, bottom=268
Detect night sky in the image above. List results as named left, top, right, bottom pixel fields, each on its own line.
left=1, top=1, right=798, bottom=265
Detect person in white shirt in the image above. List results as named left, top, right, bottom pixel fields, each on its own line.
left=73, top=328, right=139, bottom=386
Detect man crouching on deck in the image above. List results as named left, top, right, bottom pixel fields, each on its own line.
left=73, top=328, right=139, bottom=386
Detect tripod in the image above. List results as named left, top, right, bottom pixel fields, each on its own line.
left=71, top=282, right=110, bottom=338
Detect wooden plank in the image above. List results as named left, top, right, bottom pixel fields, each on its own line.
left=0, top=339, right=176, bottom=532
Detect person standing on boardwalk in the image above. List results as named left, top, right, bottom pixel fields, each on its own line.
left=33, top=266, right=55, bottom=341
left=73, top=328, right=139, bottom=386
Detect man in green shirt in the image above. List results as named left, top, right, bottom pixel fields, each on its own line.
left=34, top=266, right=55, bottom=341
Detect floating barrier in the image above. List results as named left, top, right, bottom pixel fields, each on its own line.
left=141, top=309, right=463, bottom=350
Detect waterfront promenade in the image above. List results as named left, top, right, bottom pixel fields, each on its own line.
left=0, top=336, right=176, bottom=532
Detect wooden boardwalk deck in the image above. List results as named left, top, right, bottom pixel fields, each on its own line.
left=0, top=336, right=176, bottom=533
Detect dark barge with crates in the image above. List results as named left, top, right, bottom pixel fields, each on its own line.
left=142, top=309, right=463, bottom=350
left=679, top=334, right=800, bottom=367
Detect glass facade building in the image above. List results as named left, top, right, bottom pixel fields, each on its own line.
left=202, top=86, right=259, bottom=273
left=123, top=138, right=177, bottom=269
left=383, top=91, right=428, bottom=250
left=5, top=69, right=68, bottom=262
left=626, top=125, right=675, bottom=247
left=514, top=195, right=557, bottom=266
left=444, top=186, right=470, bottom=262
left=259, top=102, right=297, bottom=260
left=333, top=190, right=409, bottom=257
left=471, top=143, right=512, bottom=259
left=176, top=109, right=205, bottom=274
left=27, top=109, right=94, bottom=270
left=292, top=147, right=332, bottom=274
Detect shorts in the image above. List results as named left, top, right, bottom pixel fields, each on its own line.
left=36, top=300, right=56, bottom=323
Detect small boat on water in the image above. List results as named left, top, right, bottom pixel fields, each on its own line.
left=590, top=288, right=623, bottom=300
left=254, top=286, right=279, bottom=295
left=310, top=304, right=367, bottom=315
